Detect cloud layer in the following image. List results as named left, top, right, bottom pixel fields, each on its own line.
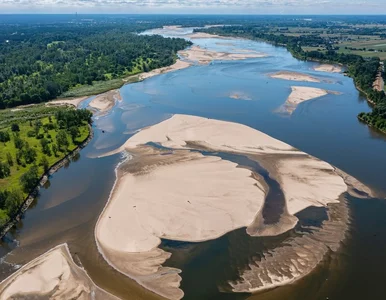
left=0, top=0, right=385, bottom=14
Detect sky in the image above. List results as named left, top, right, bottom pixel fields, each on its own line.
left=0, top=0, right=385, bottom=14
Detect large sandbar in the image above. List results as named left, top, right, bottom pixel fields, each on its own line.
left=89, top=90, right=121, bottom=113
left=314, top=64, right=342, bottom=73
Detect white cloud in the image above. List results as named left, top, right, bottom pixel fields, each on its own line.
left=0, top=0, right=385, bottom=13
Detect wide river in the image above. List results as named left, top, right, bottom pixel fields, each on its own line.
left=1, top=27, right=386, bottom=300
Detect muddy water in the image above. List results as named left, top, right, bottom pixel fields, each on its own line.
left=1, top=27, right=386, bottom=300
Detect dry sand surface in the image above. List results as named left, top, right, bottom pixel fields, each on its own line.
left=94, top=114, right=376, bottom=299
left=0, top=244, right=118, bottom=300
left=270, top=71, right=320, bottom=83
left=373, top=71, right=385, bottom=92
left=314, top=64, right=342, bottom=73
left=46, top=96, right=88, bottom=108
left=179, top=45, right=266, bottom=64
left=138, top=59, right=192, bottom=81
left=188, top=32, right=228, bottom=39
left=279, top=86, right=330, bottom=114
left=89, top=90, right=121, bottom=113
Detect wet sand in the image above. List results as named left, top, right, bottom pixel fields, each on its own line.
left=89, top=90, right=122, bottom=113
left=95, top=114, right=372, bottom=299
left=188, top=32, right=230, bottom=39
left=229, top=92, right=252, bottom=101
left=179, top=46, right=266, bottom=64
left=270, top=71, right=320, bottom=83
left=314, top=64, right=342, bottom=73
left=0, top=244, right=118, bottom=300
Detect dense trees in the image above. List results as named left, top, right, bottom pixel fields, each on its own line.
left=0, top=24, right=191, bottom=109
left=0, top=106, right=92, bottom=228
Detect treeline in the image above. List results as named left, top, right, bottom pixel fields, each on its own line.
left=0, top=24, right=191, bottom=108
left=0, top=108, right=92, bottom=226
left=197, top=26, right=386, bottom=133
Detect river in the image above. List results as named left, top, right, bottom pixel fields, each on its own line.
left=0, top=27, right=386, bottom=300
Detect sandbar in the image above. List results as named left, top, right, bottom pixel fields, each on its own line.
left=314, top=64, right=342, bottom=73
left=270, top=71, right=320, bottom=83
left=279, top=86, right=330, bottom=114
left=138, top=59, right=192, bottom=81
left=179, top=45, right=266, bottom=64
left=229, top=92, right=252, bottom=101
left=0, top=244, right=117, bottom=300
left=89, top=90, right=121, bottom=113
left=95, top=114, right=370, bottom=299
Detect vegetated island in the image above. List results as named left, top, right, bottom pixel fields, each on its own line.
left=95, top=114, right=374, bottom=299
left=195, top=26, right=386, bottom=134
left=0, top=104, right=92, bottom=235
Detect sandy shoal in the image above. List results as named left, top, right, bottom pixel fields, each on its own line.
left=97, top=114, right=375, bottom=299
left=279, top=86, right=329, bottom=114
left=89, top=90, right=121, bottom=113
left=179, top=45, right=267, bottom=65
left=270, top=71, right=320, bottom=83
left=188, top=32, right=229, bottom=39
left=138, top=59, right=192, bottom=81
left=46, top=96, right=88, bottom=108
left=0, top=244, right=117, bottom=300
left=229, top=92, right=252, bottom=100
left=314, top=64, right=342, bottom=73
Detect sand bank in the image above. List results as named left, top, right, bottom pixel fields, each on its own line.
left=314, top=64, right=342, bottom=73
left=46, top=96, right=88, bottom=108
left=0, top=244, right=118, bottom=300
left=270, top=71, right=320, bottom=83
left=279, top=86, right=330, bottom=114
left=179, top=45, right=266, bottom=64
left=138, top=59, right=192, bottom=81
left=373, top=70, right=385, bottom=92
left=94, top=114, right=367, bottom=299
left=89, top=90, right=121, bottom=113
left=188, top=32, right=228, bottom=39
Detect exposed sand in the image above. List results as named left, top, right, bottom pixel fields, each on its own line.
left=95, top=114, right=369, bottom=299
left=270, top=71, right=321, bottom=83
left=138, top=59, right=192, bottom=81
left=314, top=64, right=342, bottom=73
left=179, top=45, right=266, bottom=65
left=279, top=86, right=330, bottom=114
left=89, top=90, right=121, bottom=113
left=46, top=96, right=88, bottom=108
left=188, top=32, right=228, bottom=39
left=373, top=69, right=385, bottom=92
left=0, top=244, right=118, bottom=300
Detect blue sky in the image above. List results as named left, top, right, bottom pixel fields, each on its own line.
left=0, top=0, right=385, bottom=14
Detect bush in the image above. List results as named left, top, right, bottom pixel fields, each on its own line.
left=0, top=131, right=10, bottom=143
left=11, top=124, right=20, bottom=132
left=20, top=165, right=39, bottom=193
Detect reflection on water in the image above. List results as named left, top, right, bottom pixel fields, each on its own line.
left=0, top=27, right=386, bottom=300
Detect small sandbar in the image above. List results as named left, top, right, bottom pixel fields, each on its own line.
left=0, top=244, right=117, bottom=300
left=314, top=64, right=342, bottom=73
left=179, top=45, right=266, bottom=64
left=138, top=59, right=192, bottom=81
left=229, top=92, right=252, bottom=101
left=188, top=32, right=228, bottom=39
left=279, top=86, right=330, bottom=114
left=270, top=71, right=320, bottom=83
left=89, top=90, right=121, bottom=113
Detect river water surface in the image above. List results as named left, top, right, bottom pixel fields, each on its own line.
left=1, top=27, right=386, bottom=300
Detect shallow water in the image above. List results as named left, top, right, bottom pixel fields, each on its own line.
left=1, top=27, right=386, bottom=300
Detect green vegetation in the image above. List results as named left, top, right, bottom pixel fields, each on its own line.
left=0, top=24, right=191, bottom=108
left=0, top=105, right=92, bottom=226
left=198, top=24, right=386, bottom=134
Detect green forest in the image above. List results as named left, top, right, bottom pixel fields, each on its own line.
left=0, top=24, right=191, bottom=108
left=197, top=25, right=386, bottom=133
left=0, top=105, right=92, bottom=226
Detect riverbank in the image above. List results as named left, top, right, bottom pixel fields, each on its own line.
left=0, top=124, right=93, bottom=239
